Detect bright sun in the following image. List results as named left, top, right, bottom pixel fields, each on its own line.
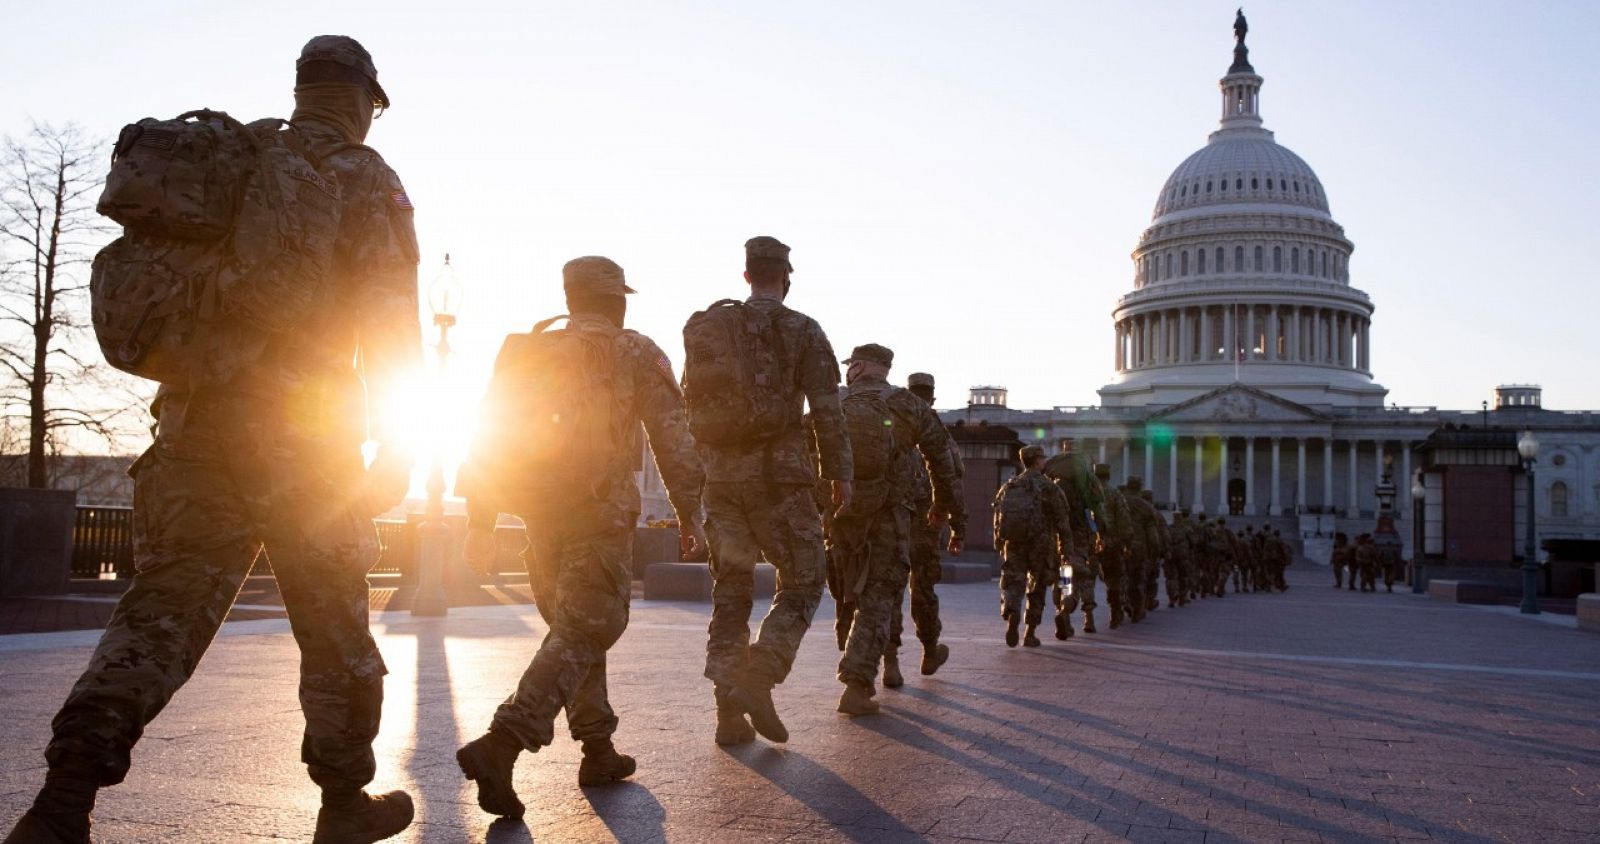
left=382, top=368, right=485, bottom=501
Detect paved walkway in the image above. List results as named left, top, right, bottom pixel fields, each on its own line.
left=2, top=567, right=1597, bottom=843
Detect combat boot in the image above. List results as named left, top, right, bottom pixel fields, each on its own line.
left=881, top=646, right=904, bottom=689
left=920, top=642, right=950, bottom=674
left=714, top=685, right=755, bottom=746
left=456, top=730, right=525, bottom=818
left=1082, top=611, right=1097, bottom=634
left=578, top=739, right=637, bottom=786
left=729, top=675, right=788, bottom=743
left=1108, top=608, right=1122, bottom=629
left=312, top=789, right=414, bottom=843
left=837, top=682, right=880, bottom=716
left=1054, top=613, right=1074, bottom=641
left=1004, top=612, right=1020, bottom=647
left=1022, top=624, right=1040, bottom=648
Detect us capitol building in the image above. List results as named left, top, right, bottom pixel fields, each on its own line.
left=945, top=15, right=1600, bottom=565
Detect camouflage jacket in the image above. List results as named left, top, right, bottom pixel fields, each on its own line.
left=1042, top=453, right=1100, bottom=559
left=992, top=467, right=1071, bottom=552
left=695, top=297, right=851, bottom=486
left=1097, top=484, right=1135, bottom=555
left=840, top=374, right=965, bottom=538
left=158, top=119, right=422, bottom=456
left=462, top=315, right=705, bottom=529
left=911, top=430, right=964, bottom=513
left=1125, top=493, right=1167, bottom=558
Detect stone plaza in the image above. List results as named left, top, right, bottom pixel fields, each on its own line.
left=3, top=565, right=1597, bottom=843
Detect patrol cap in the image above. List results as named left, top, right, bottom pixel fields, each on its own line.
left=1092, top=462, right=1111, bottom=480
left=562, top=256, right=636, bottom=296
left=1019, top=444, right=1046, bottom=464
left=298, top=35, right=389, bottom=108
left=844, top=343, right=893, bottom=367
left=1126, top=475, right=1144, bottom=491
left=745, top=235, right=793, bottom=271
left=907, top=372, right=935, bottom=389
left=1140, top=489, right=1154, bottom=501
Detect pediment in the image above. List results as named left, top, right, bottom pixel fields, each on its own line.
left=1148, top=384, right=1327, bottom=424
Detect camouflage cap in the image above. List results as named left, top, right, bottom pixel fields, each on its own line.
left=745, top=235, right=793, bottom=271
left=907, top=372, right=935, bottom=389
left=298, top=35, right=389, bottom=108
left=1092, top=462, right=1111, bottom=480
left=562, top=256, right=636, bottom=296
left=844, top=343, right=893, bottom=368
left=1126, top=475, right=1144, bottom=491
left=1019, top=444, right=1046, bottom=464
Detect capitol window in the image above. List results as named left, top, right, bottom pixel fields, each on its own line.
left=1254, top=245, right=1263, bottom=271
left=1235, top=246, right=1244, bottom=272
left=1166, top=253, right=1174, bottom=277
left=1216, top=247, right=1225, bottom=272
left=1236, top=178, right=1243, bottom=190
left=1292, top=247, right=1300, bottom=273
left=1206, top=180, right=1213, bottom=193
left=1552, top=482, right=1569, bottom=518
left=1251, top=177, right=1259, bottom=189
left=1273, top=246, right=1282, bottom=272
left=1181, top=251, right=1189, bottom=276
left=1197, top=249, right=1206, bottom=274
left=1267, top=178, right=1274, bottom=190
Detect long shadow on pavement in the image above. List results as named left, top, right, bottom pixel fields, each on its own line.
left=584, top=781, right=666, bottom=843
left=723, top=745, right=922, bottom=842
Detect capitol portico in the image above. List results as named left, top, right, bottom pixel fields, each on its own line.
left=945, top=14, right=1600, bottom=574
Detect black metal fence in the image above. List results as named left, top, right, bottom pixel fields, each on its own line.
left=72, top=506, right=135, bottom=579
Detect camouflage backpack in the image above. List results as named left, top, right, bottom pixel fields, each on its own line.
left=464, top=316, right=630, bottom=515
left=841, top=387, right=902, bottom=482
left=994, top=475, right=1045, bottom=544
left=90, top=109, right=345, bottom=386
left=681, top=299, right=798, bottom=445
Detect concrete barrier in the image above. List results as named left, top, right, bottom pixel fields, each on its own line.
left=1427, top=579, right=1501, bottom=605
left=1578, top=594, right=1600, bottom=633
left=643, top=562, right=775, bottom=602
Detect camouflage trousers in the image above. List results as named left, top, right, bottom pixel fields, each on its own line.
left=998, top=539, right=1056, bottom=627
left=1143, top=554, right=1160, bottom=609
left=1097, top=549, right=1133, bottom=621
left=491, top=515, right=632, bottom=750
left=704, top=482, right=826, bottom=689
left=1119, top=551, right=1147, bottom=617
left=46, top=403, right=384, bottom=791
left=1164, top=553, right=1188, bottom=602
left=832, top=506, right=911, bottom=688
left=890, top=516, right=943, bottom=649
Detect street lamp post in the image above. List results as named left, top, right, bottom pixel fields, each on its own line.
left=1410, top=473, right=1426, bottom=594
left=1517, top=430, right=1540, bottom=615
left=412, top=254, right=463, bottom=617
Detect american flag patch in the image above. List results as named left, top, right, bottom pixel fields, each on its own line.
left=391, top=190, right=413, bottom=210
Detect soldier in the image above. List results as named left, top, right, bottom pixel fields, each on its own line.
left=5, top=36, right=420, bottom=844
left=1354, top=533, right=1379, bottom=592
left=1209, top=517, right=1236, bottom=596
left=1136, top=487, right=1168, bottom=611
left=1120, top=479, right=1162, bottom=620
left=1166, top=509, right=1194, bottom=606
left=883, top=371, right=964, bottom=685
left=1193, top=513, right=1216, bottom=599
left=453, top=257, right=708, bottom=818
left=1091, top=463, right=1137, bottom=629
left=831, top=346, right=964, bottom=714
left=1041, top=448, right=1100, bottom=639
left=683, top=236, right=852, bottom=746
left=1271, top=528, right=1292, bottom=591
left=1331, top=532, right=1353, bottom=590
left=1240, top=526, right=1259, bottom=592
left=994, top=445, right=1073, bottom=647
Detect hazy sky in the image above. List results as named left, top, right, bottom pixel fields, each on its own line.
left=8, top=0, right=1600, bottom=428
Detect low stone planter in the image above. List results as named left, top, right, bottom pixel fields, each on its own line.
left=1427, top=579, right=1500, bottom=605
left=1577, top=594, right=1600, bottom=633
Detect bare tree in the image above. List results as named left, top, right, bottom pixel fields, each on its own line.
left=0, top=122, right=146, bottom=488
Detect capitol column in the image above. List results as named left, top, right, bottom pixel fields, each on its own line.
left=1114, top=322, right=1123, bottom=370
left=1179, top=309, right=1191, bottom=363
left=1244, top=436, right=1256, bottom=515
left=1222, top=306, right=1234, bottom=362
left=1267, top=306, right=1280, bottom=361
left=1169, top=437, right=1180, bottom=506
left=1296, top=438, right=1307, bottom=513
left=1346, top=439, right=1359, bottom=514
left=1322, top=438, right=1335, bottom=512
left=1194, top=438, right=1206, bottom=514
left=1218, top=437, right=1230, bottom=513
left=1122, top=439, right=1132, bottom=485
left=1145, top=438, right=1155, bottom=486
left=1200, top=307, right=1213, bottom=360
left=1270, top=436, right=1282, bottom=515
left=1401, top=442, right=1412, bottom=510
left=1375, top=440, right=1386, bottom=511
left=1361, top=318, right=1372, bottom=370
left=1289, top=306, right=1301, bottom=362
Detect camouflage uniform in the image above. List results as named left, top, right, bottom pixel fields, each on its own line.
left=1124, top=484, right=1165, bottom=615
left=1041, top=452, right=1099, bottom=631
left=993, top=464, right=1072, bottom=630
left=1097, top=480, right=1138, bottom=626
left=1355, top=535, right=1379, bottom=592
left=43, top=113, right=421, bottom=794
left=895, top=377, right=963, bottom=654
left=696, top=244, right=851, bottom=695
left=1331, top=533, right=1353, bottom=589
left=459, top=268, right=705, bottom=751
left=1165, top=512, right=1193, bottom=605
left=832, top=360, right=964, bottom=690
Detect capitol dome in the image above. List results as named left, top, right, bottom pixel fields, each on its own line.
left=1099, top=15, right=1387, bottom=410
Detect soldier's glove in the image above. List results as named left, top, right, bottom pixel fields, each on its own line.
left=463, top=527, right=497, bottom=576
left=361, top=445, right=413, bottom=517
left=947, top=534, right=964, bottom=556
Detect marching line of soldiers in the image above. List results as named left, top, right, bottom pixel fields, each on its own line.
left=1331, top=531, right=1403, bottom=593
left=994, top=444, right=1295, bottom=647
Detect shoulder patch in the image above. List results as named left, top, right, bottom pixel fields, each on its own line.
left=391, top=190, right=414, bottom=210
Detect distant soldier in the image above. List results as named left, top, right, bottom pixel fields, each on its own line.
left=6, top=36, right=420, bottom=844
left=1193, top=513, right=1218, bottom=599
left=1271, top=528, right=1292, bottom=591
left=1354, top=533, right=1379, bottom=592
left=1212, top=517, right=1239, bottom=595
left=1166, top=510, right=1194, bottom=606
left=683, top=236, right=854, bottom=745
left=1137, top=487, right=1168, bottom=611
left=1331, top=532, right=1353, bottom=590
left=1042, top=448, right=1101, bottom=639
left=830, top=346, right=964, bottom=714
left=455, top=257, right=708, bottom=817
left=884, top=371, right=964, bottom=685
left=1240, top=526, right=1259, bottom=593
left=994, top=445, right=1073, bottom=647
left=1092, top=463, right=1137, bottom=628
left=1122, top=479, right=1165, bottom=618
